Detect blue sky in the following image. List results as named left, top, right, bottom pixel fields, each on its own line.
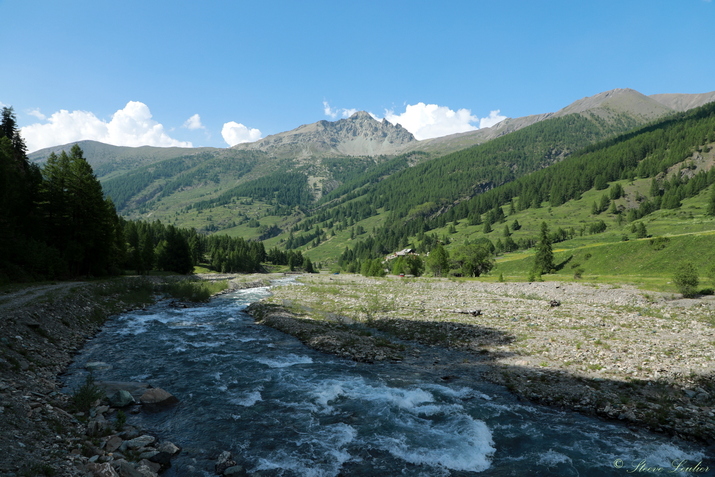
left=1, top=0, right=713, bottom=152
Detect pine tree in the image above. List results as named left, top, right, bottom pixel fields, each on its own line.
left=635, top=222, right=648, bottom=238
left=427, top=243, right=450, bottom=277
left=533, top=222, right=554, bottom=275
left=155, top=225, right=194, bottom=274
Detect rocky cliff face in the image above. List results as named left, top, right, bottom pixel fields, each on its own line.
left=234, top=111, right=416, bottom=158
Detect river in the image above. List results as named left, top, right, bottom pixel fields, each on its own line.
left=62, top=280, right=709, bottom=476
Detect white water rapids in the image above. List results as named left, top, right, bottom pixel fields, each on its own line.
left=63, top=282, right=709, bottom=476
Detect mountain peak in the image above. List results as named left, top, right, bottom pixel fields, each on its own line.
left=349, top=111, right=374, bottom=120
left=233, top=111, right=415, bottom=158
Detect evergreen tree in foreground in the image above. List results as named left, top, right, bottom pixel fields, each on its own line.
left=41, top=145, right=118, bottom=275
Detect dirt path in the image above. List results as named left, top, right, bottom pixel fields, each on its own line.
left=0, top=281, right=87, bottom=312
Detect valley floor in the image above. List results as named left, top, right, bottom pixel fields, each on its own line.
left=249, top=273, right=715, bottom=446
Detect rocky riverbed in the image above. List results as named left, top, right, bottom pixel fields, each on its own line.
left=0, top=274, right=271, bottom=477
left=248, top=273, right=715, bottom=446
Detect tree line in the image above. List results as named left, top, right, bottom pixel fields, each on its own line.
left=0, top=107, right=264, bottom=282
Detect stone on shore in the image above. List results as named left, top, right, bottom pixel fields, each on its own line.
left=86, top=462, right=120, bottom=477
left=105, top=435, right=123, bottom=453
left=98, top=381, right=151, bottom=400
left=149, top=441, right=182, bottom=465
left=109, top=389, right=135, bottom=407
left=121, top=434, right=156, bottom=451
left=116, top=460, right=146, bottom=477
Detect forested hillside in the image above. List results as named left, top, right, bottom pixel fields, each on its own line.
left=280, top=110, right=656, bottom=256
left=327, top=102, right=715, bottom=280
left=30, top=89, right=689, bottom=237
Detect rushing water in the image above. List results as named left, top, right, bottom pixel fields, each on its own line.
left=63, top=281, right=709, bottom=476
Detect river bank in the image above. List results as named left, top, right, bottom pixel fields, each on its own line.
left=248, top=273, right=715, bottom=446
left=0, top=274, right=272, bottom=476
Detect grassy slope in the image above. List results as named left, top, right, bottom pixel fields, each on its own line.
left=434, top=179, right=715, bottom=291
left=296, top=170, right=715, bottom=292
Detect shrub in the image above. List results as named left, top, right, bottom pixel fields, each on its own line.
left=649, top=236, right=670, bottom=250
left=673, top=262, right=699, bottom=298
left=71, top=374, right=105, bottom=413
left=115, top=410, right=127, bottom=430
left=163, top=279, right=228, bottom=302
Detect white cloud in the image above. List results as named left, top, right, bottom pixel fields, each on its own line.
left=383, top=103, right=481, bottom=140
left=324, top=101, right=507, bottom=140
left=479, top=110, right=507, bottom=129
left=323, top=101, right=338, bottom=119
left=20, top=101, right=192, bottom=152
left=27, top=108, right=46, bottom=120
left=221, top=121, right=262, bottom=146
left=323, top=101, right=359, bottom=119
left=183, top=113, right=204, bottom=130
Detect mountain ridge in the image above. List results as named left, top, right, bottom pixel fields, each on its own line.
left=409, top=88, right=694, bottom=156
left=29, top=88, right=715, bottom=169
left=25, top=88, right=715, bottom=233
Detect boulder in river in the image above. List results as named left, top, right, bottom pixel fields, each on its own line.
left=215, top=450, right=237, bottom=474
left=139, top=387, right=179, bottom=407
left=223, top=465, right=245, bottom=476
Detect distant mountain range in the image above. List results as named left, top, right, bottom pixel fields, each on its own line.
left=30, top=89, right=715, bottom=169
left=26, top=88, right=715, bottom=239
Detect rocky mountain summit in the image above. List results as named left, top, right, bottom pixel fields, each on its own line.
left=233, top=111, right=416, bottom=158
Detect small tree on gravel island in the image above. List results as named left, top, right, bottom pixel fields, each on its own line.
left=673, top=262, right=699, bottom=298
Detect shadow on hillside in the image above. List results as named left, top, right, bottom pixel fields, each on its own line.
left=554, top=254, right=574, bottom=271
